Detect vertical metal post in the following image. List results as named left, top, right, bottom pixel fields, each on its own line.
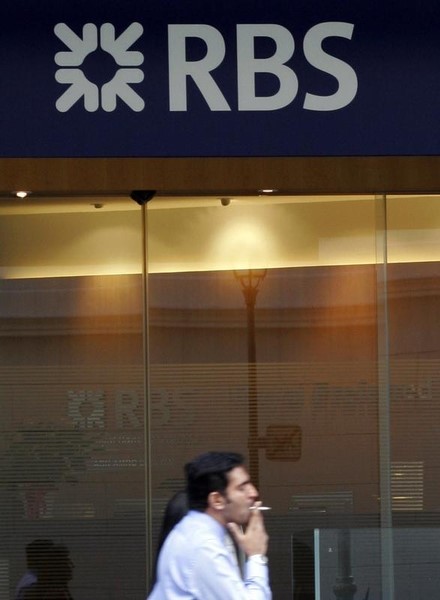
left=141, top=202, right=153, bottom=590
left=375, top=194, right=395, bottom=600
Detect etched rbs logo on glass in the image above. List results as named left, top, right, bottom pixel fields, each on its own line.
left=54, top=23, right=144, bottom=112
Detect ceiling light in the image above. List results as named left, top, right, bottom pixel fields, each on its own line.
left=15, top=191, right=30, bottom=198
left=258, top=189, right=278, bottom=194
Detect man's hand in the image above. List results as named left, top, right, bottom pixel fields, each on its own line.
left=226, top=501, right=269, bottom=557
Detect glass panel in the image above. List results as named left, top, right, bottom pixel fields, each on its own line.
left=0, top=199, right=146, bottom=600
left=387, top=195, right=440, bottom=520
left=146, top=195, right=380, bottom=599
left=315, top=527, right=440, bottom=600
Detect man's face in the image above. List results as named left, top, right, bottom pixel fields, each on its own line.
left=222, top=466, right=259, bottom=526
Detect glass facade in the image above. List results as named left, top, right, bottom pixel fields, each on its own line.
left=0, top=204, right=146, bottom=600
left=1, top=194, right=439, bottom=599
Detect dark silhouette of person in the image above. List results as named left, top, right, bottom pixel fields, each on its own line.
left=15, top=539, right=54, bottom=600
left=151, top=490, right=189, bottom=588
left=292, top=534, right=315, bottom=600
left=22, top=544, right=74, bottom=600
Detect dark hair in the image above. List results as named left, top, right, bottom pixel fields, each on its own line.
left=157, top=491, right=188, bottom=553
left=34, top=544, right=73, bottom=586
left=151, top=490, right=189, bottom=588
left=26, top=539, right=54, bottom=573
left=185, top=451, right=244, bottom=511
left=49, top=544, right=73, bottom=585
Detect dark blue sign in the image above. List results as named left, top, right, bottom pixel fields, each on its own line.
left=0, top=0, right=439, bottom=157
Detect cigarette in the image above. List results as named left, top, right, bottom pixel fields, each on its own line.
left=250, top=506, right=272, bottom=511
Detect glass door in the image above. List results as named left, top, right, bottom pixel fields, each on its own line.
left=0, top=196, right=147, bottom=600
left=145, top=194, right=382, bottom=599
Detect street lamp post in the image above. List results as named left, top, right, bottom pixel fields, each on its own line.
left=234, top=269, right=267, bottom=489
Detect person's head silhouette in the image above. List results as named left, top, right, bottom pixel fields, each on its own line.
left=26, top=539, right=54, bottom=577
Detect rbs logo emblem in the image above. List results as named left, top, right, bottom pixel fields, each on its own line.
left=54, top=21, right=357, bottom=113
left=168, top=23, right=357, bottom=112
left=54, top=22, right=145, bottom=112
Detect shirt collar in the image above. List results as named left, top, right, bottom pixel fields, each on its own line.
left=188, top=509, right=226, bottom=541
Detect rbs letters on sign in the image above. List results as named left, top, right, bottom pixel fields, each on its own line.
left=2, top=0, right=439, bottom=157
left=168, top=22, right=357, bottom=112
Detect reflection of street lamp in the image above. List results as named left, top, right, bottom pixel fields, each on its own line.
left=234, top=269, right=267, bottom=489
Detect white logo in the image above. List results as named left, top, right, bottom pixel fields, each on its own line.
left=54, top=23, right=144, bottom=112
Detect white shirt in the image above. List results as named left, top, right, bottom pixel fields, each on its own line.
left=148, top=510, right=271, bottom=600
left=15, top=571, right=37, bottom=600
